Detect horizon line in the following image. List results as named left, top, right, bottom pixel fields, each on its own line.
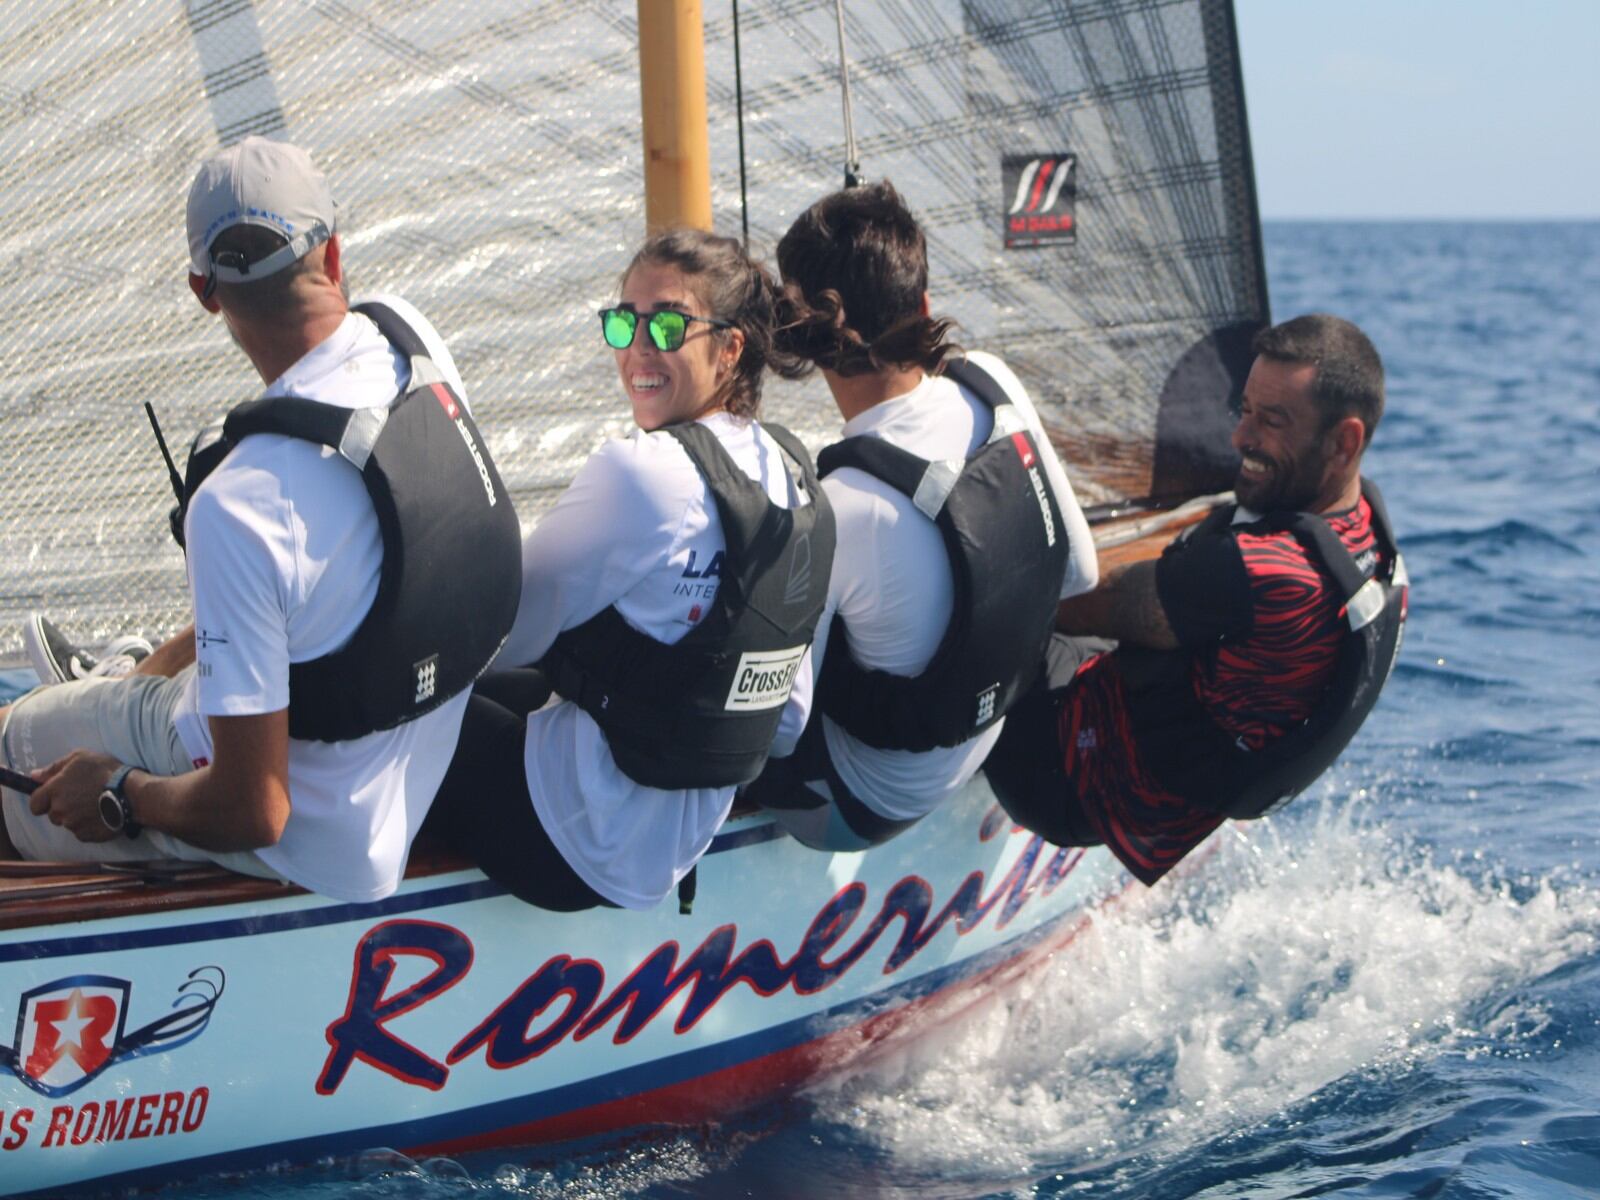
left=1260, top=214, right=1599, bottom=223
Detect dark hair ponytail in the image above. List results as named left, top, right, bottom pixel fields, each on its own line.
left=774, top=180, right=957, bottom=378
left=624, top=229, right=809, bottom=419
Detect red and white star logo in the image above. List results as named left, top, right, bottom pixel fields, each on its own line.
left=17, top=979, right=127, bottom=1090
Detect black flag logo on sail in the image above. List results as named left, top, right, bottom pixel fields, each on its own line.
left=1001, top=154, right=1076, bottom=249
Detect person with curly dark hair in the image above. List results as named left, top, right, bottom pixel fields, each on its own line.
left=742, top=181, right=1098, bottom=850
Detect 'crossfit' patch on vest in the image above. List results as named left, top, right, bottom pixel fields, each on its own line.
left=724, top=646, right=807, bottom=712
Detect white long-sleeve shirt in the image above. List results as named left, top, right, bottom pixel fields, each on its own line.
left=496, top=411, right=813, bottom=909
left=783, top=351, right=1098, bottom=820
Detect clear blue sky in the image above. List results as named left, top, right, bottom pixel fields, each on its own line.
left=1235, top=1, right=1599, bottom=219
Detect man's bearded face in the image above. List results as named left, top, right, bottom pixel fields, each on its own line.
left=1231, top=356, right=1330, bottom=512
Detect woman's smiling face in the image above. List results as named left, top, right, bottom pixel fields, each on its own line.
left=614, top=261, right=741, bottom=432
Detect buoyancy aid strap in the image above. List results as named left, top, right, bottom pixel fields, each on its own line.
left=817, top=356, right=1029, bottom=520
left=222, top=395, right=390, bottom=474
left=220, top=300, right=452, bottom=476
left=407, top=354, right=451, bottom=390
left=685, top=420, right=827, bottom=526
left=677, top=864, right=697, bottom=915
left=664, top=420, right=833, bottom=645
left=942, top=354, right=1015, bottom=417
left=1265, top=511, right=1371, bottom=601
left=1350, top=477, right=1405, bottom=630
left=1346, top=577, right=1388, bottom=632
left=190, top=302, right=445, bottom=500
left=352, top=300, right=459, bottom=416
left=946, top=356, right=1040, bottom=450
left=988, top=401, right=1030, bottom=441
left=944, top=353, right=1054, bottom=452
left=664, top=423, right=768, bottom=573
left=352, top=300, right=432, bottom=369
left=338, top=406, right=388, bottom=470
left=913, top=460, right=964, bottom=520
left=818, top=435, right=965, bottom=521
left=539, top=605, right=644, bottom=718
left=1359, top=477, right=1398, bottom=555
left=224, top=395, right=355, bottom=456
left=760, top=422, right=827, bottom=506
left=1254, top=476, right=1399, bottom=607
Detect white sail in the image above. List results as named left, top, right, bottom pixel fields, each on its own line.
left=0, top=0, right=1265, bottom=657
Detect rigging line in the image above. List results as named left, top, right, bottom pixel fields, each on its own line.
left=733, top=0, right=749, bottom=249
left=833, top=0, right=862, bottom=187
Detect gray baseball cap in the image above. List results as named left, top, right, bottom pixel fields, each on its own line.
left=186, top=136, right=338, bottom=287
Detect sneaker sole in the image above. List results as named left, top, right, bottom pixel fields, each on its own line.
left=22, top=614, right=67, bottom=684
left=21, top=613, right=90, bottom=684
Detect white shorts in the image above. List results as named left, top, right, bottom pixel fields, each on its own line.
left=0, top=668, right=281, bottom=880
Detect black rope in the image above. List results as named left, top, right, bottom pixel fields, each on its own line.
left=677, top=863, right=698, bottom=915
left=732, top=0, right=749, bottom=249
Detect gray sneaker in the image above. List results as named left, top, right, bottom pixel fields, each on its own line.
left=23, top=614, right=153, bottom=684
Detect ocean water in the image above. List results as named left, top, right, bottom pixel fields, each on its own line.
left=8, top=221, right=1600, bottom=1199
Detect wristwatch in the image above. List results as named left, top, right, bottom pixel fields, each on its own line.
left=98, top=764, right=141, bottom=839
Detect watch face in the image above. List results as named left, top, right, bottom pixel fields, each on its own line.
left=98, top=788, right=124, bottom=832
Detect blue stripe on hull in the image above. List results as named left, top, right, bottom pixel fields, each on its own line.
left=13, top=898, right=1079, bottom=1198
left=0, top=823, right=787, bottom=964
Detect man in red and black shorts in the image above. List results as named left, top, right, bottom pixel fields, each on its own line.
left=987, top=313, right=1402, bottom=884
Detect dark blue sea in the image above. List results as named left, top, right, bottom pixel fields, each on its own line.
left=9, top=221, right=1600, bottom=1199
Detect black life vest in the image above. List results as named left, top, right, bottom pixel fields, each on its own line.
left=1120, top=478, right=1408, bottom=819
left=537, top=422, right=835, bottom=790
left=813, top=355, right=1071, bottom=751
left=179, top=300, right=523, bottom=743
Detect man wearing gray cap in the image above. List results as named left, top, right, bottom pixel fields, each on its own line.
left=0, top=137, right=521, bottom=901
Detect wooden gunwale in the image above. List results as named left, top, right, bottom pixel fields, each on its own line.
left=0, top=509, right=1210, bottom=934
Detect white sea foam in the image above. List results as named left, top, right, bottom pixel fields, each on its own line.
left=483, top=1139, right=713, bottom=1198
left=326, top=1139, right=714, bottom=1198
left=324, top=793, right=1600, bottom=1198
left=810, top=793, right=1600, bottom=1180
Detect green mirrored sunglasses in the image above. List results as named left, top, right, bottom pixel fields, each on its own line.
left=599, top=306, right=733, bottom=352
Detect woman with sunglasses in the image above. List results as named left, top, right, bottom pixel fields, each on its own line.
left=422, top=229, right=831, bottom=912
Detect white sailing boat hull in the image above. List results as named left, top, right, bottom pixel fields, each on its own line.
left=0, top=3, right=1269, bottom=1193
left=0, top=781, right=1117, bottom=1197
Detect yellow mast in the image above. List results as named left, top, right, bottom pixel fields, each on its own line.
left=637, top=0, right=714, bottom=233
